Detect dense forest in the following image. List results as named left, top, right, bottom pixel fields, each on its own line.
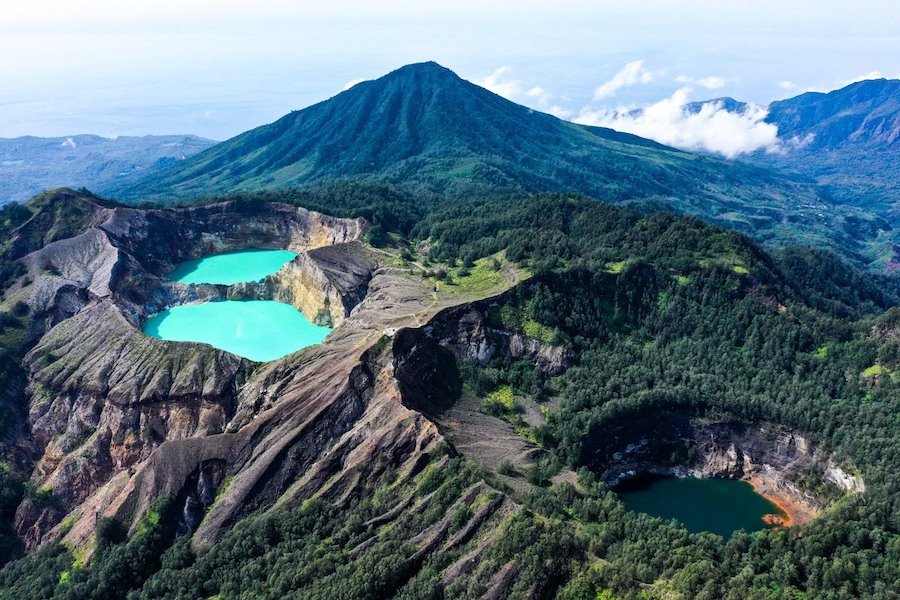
left=0, top=185, right=898, bottom=598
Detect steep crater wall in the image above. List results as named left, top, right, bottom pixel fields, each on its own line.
left=145, top=241, right=375, bottom=327
left=580, top=410, right=865, bottom=525
left=10, top=195, right=374, bottom=550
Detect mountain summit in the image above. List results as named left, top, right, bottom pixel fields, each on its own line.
left=114, top=62, right=892, bottom=264
left=115, top=61, right=688, bottom=200
left=749, top=78, right=900, bottom=221
left=116, top=64, right=805, bottom=200
left=767, top=78, right=900, bottom=148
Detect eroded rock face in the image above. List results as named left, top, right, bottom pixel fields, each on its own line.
left=8, top=191, right=546, bottom=592
left=581, top=411, right=865, bottom=524
left=422, top=297, right=574, bottom=376
left=8, top=193, right=375, bottom=550
left=227, top=243, right=374, bottom=326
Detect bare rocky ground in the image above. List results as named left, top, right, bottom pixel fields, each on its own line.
left=2, top=191, right=563, bottom=596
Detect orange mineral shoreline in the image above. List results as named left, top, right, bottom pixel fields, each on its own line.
left=745, top=475, right=820, bottom=528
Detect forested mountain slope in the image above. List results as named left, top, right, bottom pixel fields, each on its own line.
left=753, top=79, right=900, bottom=261
left=113, top=62, right=890, bottom=268
left=686, top=79, right=900, bottom=268
left=0, top=186, right=897, bottom=598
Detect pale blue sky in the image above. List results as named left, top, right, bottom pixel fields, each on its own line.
left=1, top=0, right=897, bottom=140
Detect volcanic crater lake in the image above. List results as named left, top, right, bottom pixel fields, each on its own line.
left=144, top=300, right=331, bottom=362
left=167, top=248, right=297, bottom=285
left=617, top=474, right=786, bottom=537
left=146, top=249, right=329, bottom=361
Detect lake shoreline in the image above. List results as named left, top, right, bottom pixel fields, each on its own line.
left=745, top=474, right=819, bottom=527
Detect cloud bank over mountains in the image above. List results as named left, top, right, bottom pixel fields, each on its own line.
left=471, top=61, right=802, bottom=158
left=575, top=89, right=780, bottom=159
left=476, top=66, right=574, bottom=119
left=592, top=60, right=655, bottom=100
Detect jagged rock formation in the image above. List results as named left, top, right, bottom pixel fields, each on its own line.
left=4, top=191, right=383, bottom=549
left=423, top=297, right=574, bottom=377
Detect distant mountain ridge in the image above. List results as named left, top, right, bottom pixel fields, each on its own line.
left=684, top=78, right=899, bottom=149
left=0, top=134, right=216, bottom=205
left=111, top=62, right=896, bottom=267
left=767, top=78, right=900, bottom=148
left=114, top=61, right=703, bottom=201
left=750, top=78, right=899, bottom=237
left=683, top=80, right=898, bottom=224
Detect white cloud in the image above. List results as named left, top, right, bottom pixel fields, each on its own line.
left=473, top=67, right=573, bottom=119
left=778, top=80, right=796, bottom=89
left=843, top=71, right=888, bottom=85
left=342, top=77, right=366, bottom=91
left=477, top=66, right=523, bottom=99
left=593, top=60, right=653, bottom=100
left=675, top=74, right=728, bottom=89
left=575, top=87, right=780, bottom=159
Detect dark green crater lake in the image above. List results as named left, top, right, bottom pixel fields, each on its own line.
left=617, top=474, right=785, bottom=537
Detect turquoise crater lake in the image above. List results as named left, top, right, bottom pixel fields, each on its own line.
left=617, top=475, right=785, bottom=537
left=144, top=300, right=331, bottom=362
left=167, top=249, right=297, bottom=285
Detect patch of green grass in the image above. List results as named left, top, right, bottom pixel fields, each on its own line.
left=214, top=476, right=233, bottom=504
left=674, top=274, right=691, bottom=286
left=605, top=260, right=628, bottom=274
left=515, top=426, right=538, bottom=444
left=438, top=252, right=513, bottom=296
left=732, top=265, right=749, bottom=275
left=813, top=344, right=829, bottom=359
left=483, top=385, right=517, bottom=413
left=470, top=492, right=494, bottom=512
left=135, top=498, right=170, bottom=537
left=862, top=364, right=884, bottom=378
left=25, top=483, right=55, bottom=506
left=71, top=538, right=92, bottom=569
left=59, top=514, right=77, bottom=534
left=523, top=317, right=556, bottom=345
left=58, top=570, right=70, bottom=585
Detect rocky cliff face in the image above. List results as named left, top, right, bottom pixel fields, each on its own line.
left=422, top=296, right=574, bottom=377
left=227, top=243, right=374, bottom=326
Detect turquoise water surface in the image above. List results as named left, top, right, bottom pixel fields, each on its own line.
left=617, top=475, right=784, bottom=537
left=144, top=300, right=330, bottom=362
left=167, top=249, right=297, bottom=285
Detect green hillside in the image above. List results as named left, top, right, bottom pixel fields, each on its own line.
left=114, top=62, right=887, bottom=267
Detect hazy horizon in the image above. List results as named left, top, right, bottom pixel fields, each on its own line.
left=2, top=0, right=898, bottom=146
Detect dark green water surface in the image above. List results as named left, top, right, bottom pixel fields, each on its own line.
left=617, top=474, right=785, bottom=537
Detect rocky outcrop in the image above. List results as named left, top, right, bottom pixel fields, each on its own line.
left=8, top=189, right=552, bottom=597
left=228, top=242, right=374, bottom=326
left=55, top=266, right=454, bottom=552
left=423, top=298, right=574, bottom=376
left=581, top=411, right=865, bottom=524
